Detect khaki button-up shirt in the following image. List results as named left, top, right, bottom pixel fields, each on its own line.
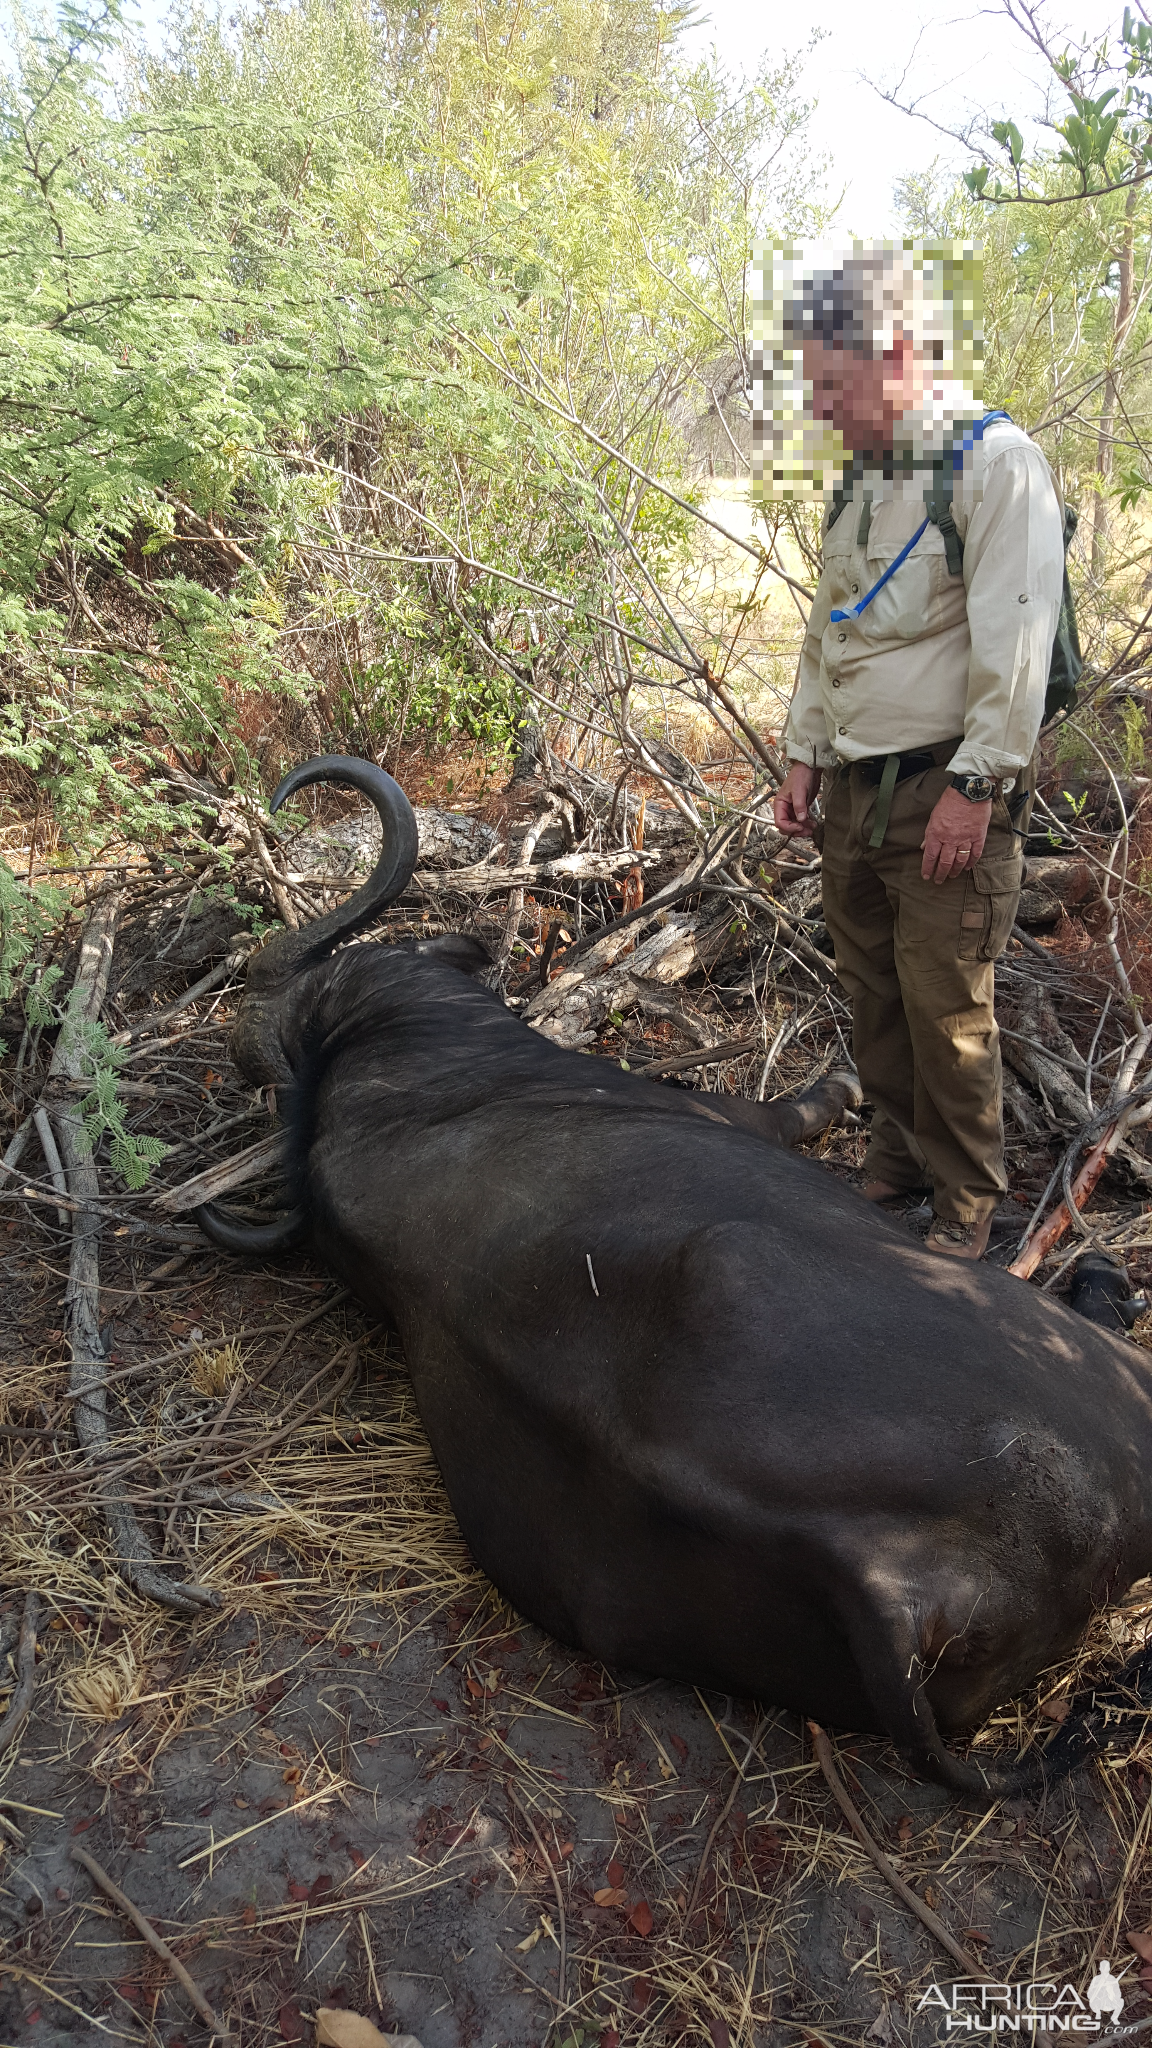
left=784, top=419, right=1066, bottom=780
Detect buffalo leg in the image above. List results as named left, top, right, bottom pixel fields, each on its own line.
left=709, top=1069, right=862, bottom=1149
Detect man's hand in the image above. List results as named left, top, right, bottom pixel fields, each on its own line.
left=774, top=763, right=823, bottom=838
left=921, top=788, right=992, bottom=883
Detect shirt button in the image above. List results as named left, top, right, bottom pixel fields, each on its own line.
left=837, top=631, right=847, bottom=643
left=1018, top=593, right=1029, bottom=604
left=838, top=725, right=847, bottom=736
left=832, top=679, right=841, bottom=689
left=851, top=584, right=860, bottom=595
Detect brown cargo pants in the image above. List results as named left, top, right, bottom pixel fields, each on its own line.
left=819, top=747, right=1024, bottom=1226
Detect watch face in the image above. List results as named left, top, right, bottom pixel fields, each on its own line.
left=957, top=774, right=994, bottom=801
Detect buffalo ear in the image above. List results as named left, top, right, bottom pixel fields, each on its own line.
left=411, top=933, right=492, bottom=976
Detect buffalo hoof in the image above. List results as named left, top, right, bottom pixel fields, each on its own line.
left=1069, top=1253, right=1143, bottom=1331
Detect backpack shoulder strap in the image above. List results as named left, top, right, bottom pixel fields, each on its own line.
left=926, top=412, right=1016, bottom=575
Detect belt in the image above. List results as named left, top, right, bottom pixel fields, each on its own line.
left=849, top=740, right=962, bottom=850
left=853, top=748, right=939, bottom=787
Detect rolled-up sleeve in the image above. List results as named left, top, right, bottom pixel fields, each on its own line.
left=785, top=567, right=838, bottom=768
left=951, top=445, right=1065, bottom=779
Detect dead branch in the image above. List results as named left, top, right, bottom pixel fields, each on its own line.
left=633, top=1034, right=760, bottom=1078
left=412, top=848, right=663, bottom=899
left=51, top=896, right=217, bottom=1615
left=528, top=913, right=740, bottom=1049
left=0, top=1594, right=40, bottom=1760
left=485, top=800, right=565, bottom=992
left=154, top=1130, right=289, bottom=1215
left=809, top=1721, right=1000, bottom=1986
left=620, top=978, right=712, bottom=1046
left=1009, top=1132, right=1121, bottom=1280
left=70, top=1843, right=232, bottom=2039
left=1001, top=985, right=1152, bottom=1190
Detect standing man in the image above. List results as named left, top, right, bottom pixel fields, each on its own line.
left=772, top=253, right=1065, bottom=1260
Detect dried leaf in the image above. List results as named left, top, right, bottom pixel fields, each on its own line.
left=627, top=1899, right=654, bottom=1937
left=607, top=1858, right=625, bottom=1886
left=316, top=2014, right=426, bottom=2048
left=278, top=2004, right=306, bottom=2043
left=593, top=1887, right=627, bottom=1907
left=516, top=1926, right=542, bottom=1954
left=865, top=2005, right=895, bottom=2047
left=1040, top=1696, right=1071, bottom=1723
left=1127, top=1929, right=1152, bottom=1964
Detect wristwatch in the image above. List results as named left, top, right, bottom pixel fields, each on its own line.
left=948, top=772, right=996, bottom=803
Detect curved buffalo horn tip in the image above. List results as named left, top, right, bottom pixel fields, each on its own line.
left=270, top=754, right=419, bottom=905
left=250, top=754, right=420, bottom=981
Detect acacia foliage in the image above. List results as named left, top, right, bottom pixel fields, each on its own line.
left=0, top=0, right=823, bottom=856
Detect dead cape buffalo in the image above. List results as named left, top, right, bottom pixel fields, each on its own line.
left=198, top=755, right=1152, bottom=1796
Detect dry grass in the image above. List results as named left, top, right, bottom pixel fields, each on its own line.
left=188, top=1338, right=246, bottom=1396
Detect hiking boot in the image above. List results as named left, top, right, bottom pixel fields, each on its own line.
left=926, top=1215, right=992, bottom=1262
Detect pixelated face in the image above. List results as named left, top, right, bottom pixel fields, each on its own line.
left=752, top=241, right=981, bottom=502
left=801, top=336, right=926, bottom=458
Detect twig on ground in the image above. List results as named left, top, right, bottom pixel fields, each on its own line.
left=508, top=1783, right=567, bottom=2011
left=70, top=1844, right=232, bottom=2039
left=632, top=1035, right=760, bottom=1078
left=808, top=1721, right=1001, bottom=1985
left=686, top=1707, right=767, bottom=1923
left=0, top=1593, right=41, bottom=1759
left=110, top=944, right=256, bottom=1047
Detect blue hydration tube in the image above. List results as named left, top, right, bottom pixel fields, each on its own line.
left=829, top=519, right=929, bottom=625
left=828, top=412, right=1012, bottom=627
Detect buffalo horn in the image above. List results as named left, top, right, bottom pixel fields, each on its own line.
left=257, top=754, right=420, bottom=980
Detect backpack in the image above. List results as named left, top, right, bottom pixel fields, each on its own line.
left=926, top=411, right=1083, bottom=730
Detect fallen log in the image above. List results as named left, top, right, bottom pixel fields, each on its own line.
left=527, top=913, right=740, bottom=1049
left=407, top=846, right=663, bottom=898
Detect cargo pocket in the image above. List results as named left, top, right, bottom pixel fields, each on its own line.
left=959, top=855, right=1023, bottom=962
